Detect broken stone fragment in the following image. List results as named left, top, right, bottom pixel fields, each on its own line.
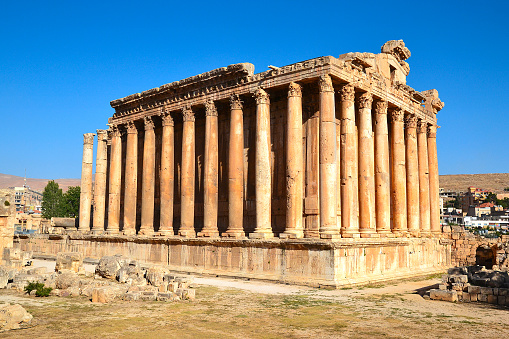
left=430, top=289, right=458, bottom=302
left=0, top=304, right=33, bottom=332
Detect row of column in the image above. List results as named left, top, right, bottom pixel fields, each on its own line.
left=79, top=75, right=441, bottom=238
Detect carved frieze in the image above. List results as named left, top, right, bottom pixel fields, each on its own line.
left=339, top=84, right=355, bottom=102
left=253, top=88, right=270, bottom=105
left=357, top=93, right=373, bottom=109
left=205, top=100, right=218, bottom=117
left=288, top=82, right=302, bottom=97
left=319, top=75, right=334, bottom=93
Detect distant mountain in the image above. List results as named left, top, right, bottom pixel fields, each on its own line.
left=0, top=173, right=81, bottom=192
left=439, top=173, right=509, bottom=194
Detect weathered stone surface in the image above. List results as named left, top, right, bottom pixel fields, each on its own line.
left=96, top=254, right=131, bottom=279
left=55, top=252, right=83, bottom=273
left=91, top=286, right=126, bottom=303
left=430, top=289, right=458, bottom=302
left=0, top=304, right=32, bottom=331
left=55, top=271, right=80, bottom=289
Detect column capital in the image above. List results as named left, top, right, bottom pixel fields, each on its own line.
left=417, top=120, right=427, bottom=133
left=357, top=92, right=373, bottom=109
left=96, top=129, right=108, bottom=140
left=404, top=114, right=418, bottom=129
left=374, top=100, right=388, bottom=114
left=126, top=121, right=138, bottom=134
left=182, top=105, right=195, bottom=122
left=427, top=124, right=437, bottom=138
left=83, top=133, right=96, bottom=144
left=390, top=109, right=404, bottom=123
left=230, top=94, right=243, bottom=110
left=205, top=100, right=218, bottom=117
left=288, top=82, right=302, bottom=97
left=109, top=125, right=122, bottom=138
left=339, top=84, right=355, bottom=102
left=254, top=87, right=270, bottom=105
left=159, top=108, right=174, bottom=126
left=319, top=74, right=334, bottom=93
left=144, top=116, right=155, bottom=130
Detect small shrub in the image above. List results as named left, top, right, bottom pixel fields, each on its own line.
left=24, top=282, right=52, bottom=297
left=3, top=201, right=9, bottom=206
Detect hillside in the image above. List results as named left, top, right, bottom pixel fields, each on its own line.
left=0, top=173, right=81, bottom=192
left=439, top=173, right=509, bottom=194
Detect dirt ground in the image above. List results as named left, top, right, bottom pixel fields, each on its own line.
left=1, top=272, right=508, bottom=339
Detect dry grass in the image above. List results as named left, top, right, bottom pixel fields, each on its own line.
left=440, top=173, right=509, bottom=194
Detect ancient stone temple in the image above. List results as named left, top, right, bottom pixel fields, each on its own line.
left=20, top=41, right=450, bottom=287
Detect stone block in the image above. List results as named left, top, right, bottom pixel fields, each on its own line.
left=91, top=286, right=123, bottom=303
left=438, top=284, right=447, bottom=290
left=480, top=287, right=493, bottom=295
left=430, top=289, right=458, bottom=302
left=447, top=267, right=467, bottom=275
left=493, top=288, right=499, bottom=295
left=470, top=293, right=477, bottom=302
left=55, top=271, right=80, bottom=289
left=55, top=252, right=83, bottom=273
left=140, top=291, right=157, bottom=301
left=441, top=275, right=449, bottom=283
left=451, top=283, right=464, bottom=291
left=460, top=292, right=470, bottom=302
left=499, top=288, right=508, bottom=296
left=478, top=293, right=488, bottom=302
left=123, top=291, right=140, bottom=301
left=498, top=296, right=506, bottom=305
left=158, top=284, right=168, bottom=293
left=0, top=304, right=33, bottom=331
left=467, top=286, right=481, bottom=294
left=487, top=295, right=498, bottom=304
left=156, top=292, right=176, bottom=301
left=146, top=267, right=167, bottom=287
left=168, top=282, right=179, bottom=293
left=449, top=275, right=468, bottom=283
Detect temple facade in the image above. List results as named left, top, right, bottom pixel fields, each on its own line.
left=79, top=40, right=444, bottom=240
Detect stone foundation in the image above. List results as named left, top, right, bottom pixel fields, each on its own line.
left=15, top=234, right=450, bottom=288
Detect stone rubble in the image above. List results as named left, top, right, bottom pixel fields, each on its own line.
left=429, top=266, right=509, bottom=306
left=0, top=304, right=33, bottom=332
left=0, top=252, right=195, bottom=304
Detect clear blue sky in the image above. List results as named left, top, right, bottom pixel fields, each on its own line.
left=1, top=0, right=507, bottom=179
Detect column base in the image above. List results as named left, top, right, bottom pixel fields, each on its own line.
left=221, top=229, right=245, bottom=238
left=280, top=230, right=304, bottom=239
left=303, top=230, right=320, bottom=239
left=319, top=232, right=341, bottom=240
left=419, top=231, right=432, bottom=238
left=138, top=230, right=155, bottom=236
left=360, top=231, right=380, bottom=238
left=90, top=229, right=104, bottom=235
left=77, top=228, right=90, bottom=233
left=123, top=229, right=136, bottom=236
left=375, top=230, right=393, bottom=237
left=179, top=229, right=196, bottom=238
left=391, top=230, right=409, bottom=237
left=249, top=231, right=274, bottom=239
left=197, top=230, right=220, bottom=237
left=409, top=231, right=420, bottom=237
left=341, top=230, right=360, bottom=238
left=157, top=230, right=174, bottom=237
left=104, top=230, right=119, bottom=235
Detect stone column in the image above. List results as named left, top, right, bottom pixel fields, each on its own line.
left=250, top=88, right=273, bottom=239
left=405, top=114, right=420, bottom=236
left=318, top=75, right=339, bottom=239
left=428, top=124, right=441, bottom=235
left=281, top=82, right=304, bottom=239
left=222, top=94, right=245, bottom=238
left=92, top=129, right=108, bottom=233
left=339, top=84, right=359, bottom=238
left=390, top=109, right=407, bottom=236
left=357, top=93, right=376, bottom=238
left=159, top=111, right=174, bottom=236
left=123, top=122, right=138, bottom=235
left=179, top=106, right=196, bottom=238
left=106, top=126, right=122, bottom=234
left=223, top=94, right=245, bottom=238
left=139, top=116, right=156, bottom=236
left=374, top=101, right=391, bottom=236
left=199, top=101, right=219, bottom=237
left=417, top=120, right=431, bottom=236
left=78, top=133, right=95, bottom=232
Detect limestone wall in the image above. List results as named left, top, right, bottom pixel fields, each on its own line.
left=15, top=234, right=449, bottom=287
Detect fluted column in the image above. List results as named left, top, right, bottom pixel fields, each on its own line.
left=250, top=88, right=273, bottom=239
left=79, top=133, right=95, bottom=232
left=221, top=95, right=244, bottom=238
left=92, top=129, right=108, bottom=233
left=139, top=116, right=156, bottom=235
left=179, top=106, right=196, bottom=238
left=317, top=75, right=339, bottom=239
left=357, top=93, right=376, bottom=238
left=374, top=101, right=391, bottom=236
left=390, top=109, right=407, bottom=236
left=199, top=101, right=219, bottom=237
left=417, top=120, right=431, bottom=236
left=405, top=114, right=420, bottom=236
left=106, top=126, right=122, bottom=234
left=428, top=124, right=441, bottom=235
left=159, top=111, right=174, bottom=236
left=281, top=82, right=304, bottom=239
left=340, top=84, right=359, bottom=238
left=123, top=122, right=138, bottom=235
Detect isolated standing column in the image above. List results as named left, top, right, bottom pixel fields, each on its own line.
left=417, top=120, right=431, bottom=236
left=199, top=100, right=219, bottom=237
left=159, top=111, right=174, bottom=236
left=340, top=84, right=359, bottom=237
left=106, top=126, right=122, bottom=234
left=79, top=133, right=95, bottom=232
left=390, top=109, right=407, bottom=236
left=123, top=122, right=138, bottom=235
left=223, top=94, right=245, bottom=238
left=374, top=101, right=391, bottom=236
left=318, top=75, right=339, bottom=239
left=428, top=124, right=441, bottom=235
left=180, top=106, right=196, bottom=238
left=281, top=82, right=304, bottom=239
left=139, top=116, right=156, bottom=236
left=92, top=129, right=108, bottom=233
left=250, top=88, right=274, bottom=239
left=405, top=114, right=420, bottom=236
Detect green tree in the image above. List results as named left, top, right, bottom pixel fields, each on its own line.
left=61, top=186, right=80, bottom=218
left=485, top=192, right=497, bottom=204
left=41, top=180, right=63, bottom=219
